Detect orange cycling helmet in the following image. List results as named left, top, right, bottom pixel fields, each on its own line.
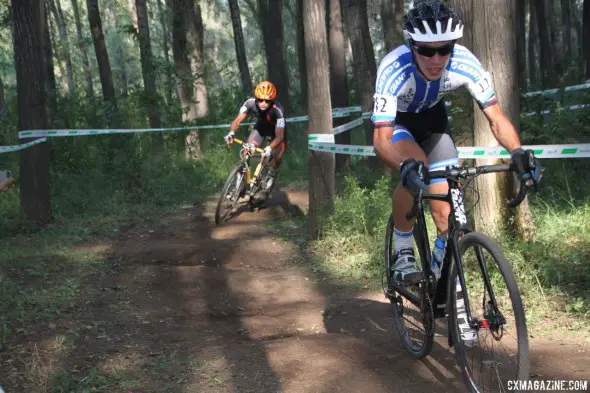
left=254, top=81, right=277, bottom=101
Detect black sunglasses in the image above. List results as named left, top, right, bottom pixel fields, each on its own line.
left=413, top=44, right=454, bottom=57
left=257, top=99, right=273, bottom=104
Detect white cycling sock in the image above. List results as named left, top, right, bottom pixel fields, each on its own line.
left=394, top=227, right=414, bottom=252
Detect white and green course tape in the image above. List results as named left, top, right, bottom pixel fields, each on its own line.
left=0, top=138, right=47, bottom=154
left=308, top=134, right=590, bottom=159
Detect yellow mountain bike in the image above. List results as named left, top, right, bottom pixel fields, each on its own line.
left=215, top=138, right=275, bottom=224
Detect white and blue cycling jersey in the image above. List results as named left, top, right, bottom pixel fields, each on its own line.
left=371, top=44, right=497, bottom=128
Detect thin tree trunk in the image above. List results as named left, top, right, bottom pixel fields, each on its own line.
left=305, top=0, right=334, bottom=240
left=229, top=0, right=253, bottom=97
left=156, top=0, right=173, bottom=104
left=329, top=0, right=350, bottom=171
left=48, top=4, right=68, bottom=94
left=172, top=0, right=195, bottom=121
left=562, top=0, right=572, bottom=65
left=529, top=0, right=538, bottom=87
left=71, top=0, right=94, bottom=97
left=550, top=0, right=563, bottom=76
left=187, top=0, right=208, bottom=118
left=50, top=0, right=76, bottom=98
left=449, top=0, right=474, bottom=147
left=381, top=0, right=395, bottom=53
left=472, top=0, right=533, bottom=238
left=171, top=0, right=206, bottom=159
left=127, top=0, right=138, bottom=32
left=136, top=0, right=164, bottom=150
left=584, top=0, right=590, bottom=78
left=43, top=3, right=57, bottom=123
left=536, top=0, right=554, bottom=86
left=13, top=0, right=52, bottom=225
left=342, top=0, right=377, bottom=167
left=110, top=0, right=129, bottom=96
left=258, top=0, right=291, bottom=113
left=87, top=0, right=118, bottom=125
left=516, top=0, right=526, bottom=89
left=296, top=0, right=308, bottom=108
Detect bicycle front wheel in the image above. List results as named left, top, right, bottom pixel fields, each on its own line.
left=384, top=214, right=434, bottom=359
left=215, top=162, right=247, bottom=225
left=448, top=232, right=529, bottom=393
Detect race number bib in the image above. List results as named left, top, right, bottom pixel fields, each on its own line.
left=372, top=94, right=397, bottom=116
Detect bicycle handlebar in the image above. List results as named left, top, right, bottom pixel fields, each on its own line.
left=228, top=137, right=265, bottom=154
left=405, top=163, right=530, bottom=220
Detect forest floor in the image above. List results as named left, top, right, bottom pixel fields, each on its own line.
left=1, top=187, right=589, bottom=392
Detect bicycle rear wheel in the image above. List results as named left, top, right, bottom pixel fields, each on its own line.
left=384, top=214, right=434, bottom=358
left=215, top=162, right=247, bottom=224
left=448, top=232, right=529, bottom=393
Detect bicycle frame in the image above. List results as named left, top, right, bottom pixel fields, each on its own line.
left=230, top=137, right=271, bottom=196
left=393, top=175, right=505, bottom=330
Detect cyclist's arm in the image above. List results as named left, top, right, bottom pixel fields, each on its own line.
left=269, top=127, right=285, bottom=150
left=0, top=178, right=14, bottom=192
left=268, top=108, right=286, bottom=150
left=230, top=113, right=248, bottom=133
left=482, top=103, right=522, bottom=153
left=374, top=126, right=407, bottom=171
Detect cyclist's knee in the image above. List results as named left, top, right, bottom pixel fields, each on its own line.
left=392, top=139, right=429, bottom=167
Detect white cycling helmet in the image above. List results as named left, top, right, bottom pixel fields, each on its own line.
left=403, top=1, right=463, bottom=42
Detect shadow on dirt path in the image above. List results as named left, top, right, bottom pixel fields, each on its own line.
left=1, top=186, right=588, bottom=393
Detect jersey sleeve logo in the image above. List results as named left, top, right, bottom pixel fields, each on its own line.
left=276, top=118, right=285, bottom=128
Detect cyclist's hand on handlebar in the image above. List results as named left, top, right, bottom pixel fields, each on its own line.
left=224, top=131, right=235, bottom=145
left=511, top=148, right=543, bottom=187
left=262, top=146, right=272, bottom=159
left=400, top=158, right=428, bottom=195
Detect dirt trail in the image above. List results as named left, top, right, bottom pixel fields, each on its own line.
left=2, top=188, right=589, bottom=392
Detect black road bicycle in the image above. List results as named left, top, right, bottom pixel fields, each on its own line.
left=384, top=163, right=533, bottom=393
left=215, top=137, right=277, bottom=224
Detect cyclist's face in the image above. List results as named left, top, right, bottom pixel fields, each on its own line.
left=257, top=99, right=272, bottom=110
left=413, top=40, right=454, bottom=81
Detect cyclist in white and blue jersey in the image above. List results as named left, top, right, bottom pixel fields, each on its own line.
left=372, top=1, right=542, bottom=284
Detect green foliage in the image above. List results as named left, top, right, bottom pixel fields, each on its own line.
left=51, top=368, right=112, bottom=393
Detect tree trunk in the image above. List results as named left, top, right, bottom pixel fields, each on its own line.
left=228, top=0, right=253, bottom=98
left=516, top=0, right=526, bottom=89
left=49, top=0, right=76, bottom=98
left=48, top=4, right=68, bottom=95
left=296, top=0, right=308, bottom=109
left=127, top=0, right=138, bottom=32
left=171, top=0, right=206, bottom=159
left=43, top=3, right=57, bottom=124
left=536, top=0, right=554, bottom=86
left=258, top=0, right=291, bottom=113
left=156, top=0, right=173, bottom=104
left=86, top=0, right=117, bottom=123
left=562, top=0, right=572, bottom=65
left=172, top=0, right=195, bottom=121
left=471, top=0, right=533, bottom=238
left=135, top=0, right=164, bottom=150
left=187, top=0, right=208, bottom=118
left=328, top=0, right=350, bottom=172
left=110, top=0, right=129, bottom=96
left=575, top=0, right=583, bottom=62
left=305, top=0, right=334, bottom=240
left=528, top=0, right=538, bottom=87
left=381, top=0, right=395, bottom=53
left=71, top=0, right=94, bottom=97
left=584, top=0, right=590, bottom=78
left=448, top=0, right=474, bottom=147
left=342, top=0, right=377, bottom=167
left=13, top=0, right=52, bottom=225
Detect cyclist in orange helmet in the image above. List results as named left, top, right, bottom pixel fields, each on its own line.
left=225, top=81, right=287, bottom=199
